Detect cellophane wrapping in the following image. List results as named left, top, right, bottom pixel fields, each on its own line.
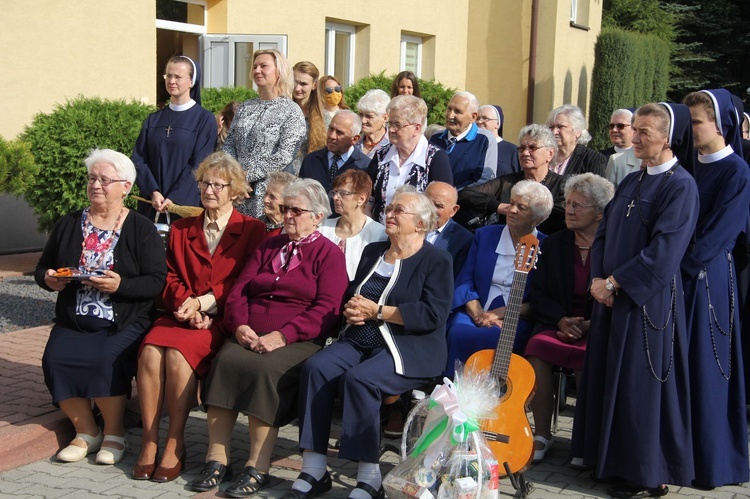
left=383, top=363, right=501, bottom=499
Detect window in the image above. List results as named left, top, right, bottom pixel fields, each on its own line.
left=569, top=0, right=591, bottom=30
left=325, top=22, right=356, bottom=87
left=156, top=0, right=206, bottom=35
left=400, top=35, right=422, bottom=77
left=201, top=35, right=288, bottom=88
left=570, top=0, right=577, bottom=22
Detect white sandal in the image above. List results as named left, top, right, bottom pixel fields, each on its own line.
left=56, top=429, right=103, bottom=462
left=532, top=435, right=554, bottom=463
left=95, top=435, right=128, bottom=465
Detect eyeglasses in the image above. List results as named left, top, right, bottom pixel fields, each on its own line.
left=324, top=85, right=342, bottom=94
left=88, top=176, right=128, bottom=186
left=384, top=205, right=415, bottom=216
left=385, top=121, right=418, bottom=132
left=163, top=73, right=187, bottom=82
left=198, top=181, right=230, bottom=192
left=565, top=200, right=596, bottom=212
left=608, top=123, right=631, bottom=130
left=516, top=145, right=543, bottom=153
left=329, top=189, right=357, bottom=198
left=280, top=205, right=314, bottom=217
left=476, top=117, right=498, bottom=124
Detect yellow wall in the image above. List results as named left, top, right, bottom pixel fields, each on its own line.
left=0, top=0, right=155, bottom=140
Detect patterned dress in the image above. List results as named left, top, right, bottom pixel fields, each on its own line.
left=224, top=97, right=306, bottom=218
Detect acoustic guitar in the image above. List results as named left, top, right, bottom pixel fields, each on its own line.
left=465, top=233, right=538, bottom=477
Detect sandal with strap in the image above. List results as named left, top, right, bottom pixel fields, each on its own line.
left=56, top=430, right=103, bottom=462
left=348, top=482, right=385, bottom=499
left=282, top=471, right=333, bottom=499
left=225, top=465, right=272, bottom=497
left=189, top=460, right=232, bottom=492
left=95, top=435, right=128, bottom=465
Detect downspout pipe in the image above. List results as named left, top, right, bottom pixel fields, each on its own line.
left=527, top=0, right=539, bottom=124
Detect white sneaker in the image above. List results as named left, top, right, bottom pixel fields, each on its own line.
left=56, top=430, right=103, bottom=462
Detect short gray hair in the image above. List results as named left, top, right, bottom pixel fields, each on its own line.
left=267, top=170, right=296, bottom=187
left=283, top=178, right=331, bottom=218
left=387, top=95, right=428, bottom=129
left=392, top=185, right=438, bottom=233
left=453, top=91, right=479, bottom=113
left=332, top=109, right=362, bottom=136
left=564, top=173, right=614, bottom=213
left=518, top=124, right=558, bottom=154
left=510, top=180, right=554, bottom=226
left=610, top=108, right=633, bottom=122
left=357, top=89, right=390, bottom=116
left=85, top=148, right=136, bottom=194
left=546, top=104, right=592, bottom=145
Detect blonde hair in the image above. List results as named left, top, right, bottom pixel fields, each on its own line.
left=252, top=49, right=294, bottom=99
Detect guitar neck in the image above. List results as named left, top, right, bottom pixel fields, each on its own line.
left=490, top=270, right=528, bottom=381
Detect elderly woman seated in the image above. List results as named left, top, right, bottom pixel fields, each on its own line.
left=524, top=173, right=613, bottom=463
left=355, top=89, right=391, bottom=158
left=260, top=171, right=297, bottom=237
left=446, top=180, right=553, bottom=377
left=319, top=169, right=387, bottom=280
left=133, top=152, right=266, bottom=482
left=189, top=178, right=348, bottom=497
left=35, top=149, right=166, bottom=465
left=284, top=186, right=454, bottom=499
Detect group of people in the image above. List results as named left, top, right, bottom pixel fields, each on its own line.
left=33, top=47, right=750, bottom=499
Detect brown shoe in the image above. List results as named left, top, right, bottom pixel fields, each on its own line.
left=151, top=451, right=186, bottom=483
left=132, top=460, right=157, bottom=480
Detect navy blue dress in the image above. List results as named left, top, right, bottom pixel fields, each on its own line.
left=572, top=161, right=699, bottom=488
left=682, top=149, right=750, bottom=487
left=132, top=103, right=218, bottom=219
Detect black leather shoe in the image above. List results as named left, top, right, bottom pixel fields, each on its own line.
left=607, top=483, right=669, bottom=498
left=188, top=460, right=232, bottom=492
left=225, top=466, right=272, bottom=497
left=348, top=482, right=384, bottom=499
left=281, top=471, right=333, bottom=499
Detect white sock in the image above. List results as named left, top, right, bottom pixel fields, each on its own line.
left=293, top=450, right=327, bottom=492
left=350, top=462, right=381, bottom=499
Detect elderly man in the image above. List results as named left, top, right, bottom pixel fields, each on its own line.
left=546, top=104, right=606, bottom=177
left=299, top=110, right=371, bottom=194
left=599, top=109, right=634, bottom=159
left=429, top=91, right=497, bottom=190
left=424, top=181, right=474, bottom=278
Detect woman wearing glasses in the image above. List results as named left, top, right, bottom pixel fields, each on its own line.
left=190, top=178, right=348, bottom=496
left=133, top=152, right=266, bottom=482
left=286, top=187, right=453, bottom=499
left=319, top=169, right=387, bottom=280
left=132, top=55, right=218, bottom=220
left=35, top=149, right=166, bottom=466
left=458, top=124, right=566, bottom=233
left=367, top=95, right=452, bottom=223
left=224, top=49, right=306, bottom=219
left=320, top=75, right=350, bottom=127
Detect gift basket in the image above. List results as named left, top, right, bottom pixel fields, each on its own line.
left=383, top=365, right=501, bottom=499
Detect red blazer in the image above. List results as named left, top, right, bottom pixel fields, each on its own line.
left=162, top=209, right=266, bottom=315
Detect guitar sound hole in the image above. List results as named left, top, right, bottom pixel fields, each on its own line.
left=498, top=379, right=511, bottom=399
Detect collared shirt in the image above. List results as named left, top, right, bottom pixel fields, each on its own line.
left=448, top=125, right=472, bottom=143
left=551, top=155, right=571, bottom=175
left=485, top=225, right=538, bottom=310
left=614, top=145, right=631, bottom=154
left=698, top=145, right=733, bottom=164
left=426, top=222, right=446, bottom=244
left=384, top=135, right=430, bottom=205
left=647, top=157, right=678, bottom=175
left=327, top=146, right=354, bottom=167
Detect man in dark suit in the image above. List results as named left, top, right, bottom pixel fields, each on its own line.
left=425, top=181, right=474, bottom=277
left=299, top=110, right=371, bottom=196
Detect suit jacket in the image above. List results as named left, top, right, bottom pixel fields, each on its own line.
left=299, top=146, right=372, bottom=192
left=529, top=229, right=593, bottom=336
left=432, top=218, right=474, bottom=277
left=564, top=144, right=607, bottom=177
left=599, top=146, right=616, bottom=161
left=604, top=147, right=641, bottom=188
left=162, top=209, right=266, bottom=314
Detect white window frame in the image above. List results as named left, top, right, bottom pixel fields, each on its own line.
left=155, top=0, right=207, bottom=35
left=325, top=22, right=356, bottom=87
left=201, top=35, right=288, bottom=88
left=570, top=0, right=578, bottom=22
left=400, top=35, right=423, bottom=77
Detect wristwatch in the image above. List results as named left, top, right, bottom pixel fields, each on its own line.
left=605, top=277, right=617, bottom=293
left=376, top=304, right=384, bottom=321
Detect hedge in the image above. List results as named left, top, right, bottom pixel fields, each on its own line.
left=200, top=86, right=258, bottom=114
left=0, top=136, right=37, bottom=197
left=589, top=27, right=671, bottom=150
left=345, top=72, right=456, bottom=126
left=21, top=96, right=155, bottom=232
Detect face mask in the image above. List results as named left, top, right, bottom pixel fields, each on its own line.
left=324, top=91, right=342, bottom=107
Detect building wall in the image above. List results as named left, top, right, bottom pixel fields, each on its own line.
left=1, top=0, right=155, bottom=140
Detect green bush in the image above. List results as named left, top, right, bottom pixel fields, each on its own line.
left=345, top=71, right=456, bottom=126
left=201, top=86, right=259, bottom=114
left=21, top=96, right=156, bottom=232
left=589, top=27, right=670, bottom=149
left=0, top=136, right=38, bottom=197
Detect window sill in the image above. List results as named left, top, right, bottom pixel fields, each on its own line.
left=569, top=21, right=590, bottom=31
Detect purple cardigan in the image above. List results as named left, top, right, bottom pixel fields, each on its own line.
left=222, top=233, right=348, bottom=344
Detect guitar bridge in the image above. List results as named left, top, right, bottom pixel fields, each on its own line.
left=482, top=430, right=510, bottom=444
